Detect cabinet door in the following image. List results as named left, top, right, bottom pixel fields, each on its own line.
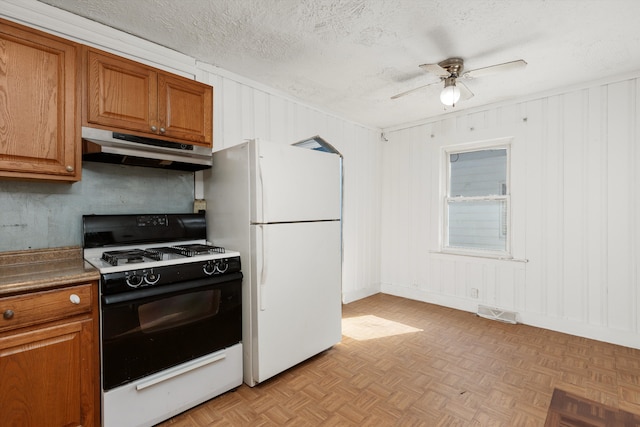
left=0, top=318, right=96, bottom=426
left=0, top=19, right=80, bottom=181
left=158, top=73, right=213, bottom=146
left=86, top=49, right=158, bottom=135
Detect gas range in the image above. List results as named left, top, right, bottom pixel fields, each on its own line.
left=83, top=213, right=244, bottom=427
left=82, top=214, right=240, bottom=294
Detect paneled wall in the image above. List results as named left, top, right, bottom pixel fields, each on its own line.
left=0, top=0, right=383, bottom=301
left=381, top=76, right=640, bottom=349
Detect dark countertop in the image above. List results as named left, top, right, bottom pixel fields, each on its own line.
left=0, top=246, right=99, bottom=297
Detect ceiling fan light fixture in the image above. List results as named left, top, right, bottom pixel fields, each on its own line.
left=440, top=77, right=461, bottom=106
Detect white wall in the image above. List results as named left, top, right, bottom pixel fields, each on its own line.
left=381, top=76, right=640, bottom=349
left=1, top=0, right=383, bottom=302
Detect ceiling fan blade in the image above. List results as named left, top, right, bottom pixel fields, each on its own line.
left=457, top=81, right=474, bottom=100
left=462, top=59, right=527, bottom=79
left=390, top=81, right=441, bottom=100
left=419, top=63, right=449, bottom=77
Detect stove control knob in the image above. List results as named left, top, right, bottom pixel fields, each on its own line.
left=216, top=260, right=229, bottom=274
left=203, top=261, right=216, bottom=276
left=126, top=273, right=143, bottom=288
left=144, top=271, right=160, bottom=285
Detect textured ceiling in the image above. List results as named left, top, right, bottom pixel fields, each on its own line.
left=37, top=0, right=640, bottom=129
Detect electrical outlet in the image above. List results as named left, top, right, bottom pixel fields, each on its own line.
left=470, top=288, right=479, bottom=298
left=193, top=199, right=206, bottom=213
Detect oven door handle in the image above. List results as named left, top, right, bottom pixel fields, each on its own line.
left=102, top=272, right=243, bottom=305
left=135, top=351, right=227, bottom=391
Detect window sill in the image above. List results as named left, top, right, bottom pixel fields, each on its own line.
left=430, top=250, right=528, bottom=263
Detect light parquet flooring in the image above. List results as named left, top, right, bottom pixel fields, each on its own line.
left=157, top=293, right=640, bottom=426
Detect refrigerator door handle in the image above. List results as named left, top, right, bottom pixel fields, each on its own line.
left=259, top=225, right=267, bottom=311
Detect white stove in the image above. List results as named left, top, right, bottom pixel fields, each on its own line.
left=82, top=213, right=243, bottom=427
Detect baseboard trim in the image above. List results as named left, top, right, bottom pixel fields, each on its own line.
left=381, top=283, right=640, bottom=350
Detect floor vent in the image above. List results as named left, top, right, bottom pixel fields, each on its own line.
left=476, top=305, right=518, bottom=324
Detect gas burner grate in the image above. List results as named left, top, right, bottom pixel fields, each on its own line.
left=171, top=244, right=225, bottom=257
left=145, top=247, right=184, bottom=257
left=101, top=249, right=162, bottom=266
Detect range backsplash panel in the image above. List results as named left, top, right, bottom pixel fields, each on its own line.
left=0, top=162, right=194, bottom=252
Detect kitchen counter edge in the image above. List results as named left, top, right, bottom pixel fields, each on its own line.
left=0, top=246, right=99, bottom=297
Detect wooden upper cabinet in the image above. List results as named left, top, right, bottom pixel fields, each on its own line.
left=85, top=47, right=213, bottom=147
left=0, top=18, right=81, bottom=181
left=85, top=49, right=157, bottom=135
left=158, top=73, right=213, bottom=144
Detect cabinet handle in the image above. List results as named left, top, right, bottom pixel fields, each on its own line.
left=66, top=165, right=74, bottom=172
left=3, top=309, right=14, bottom=320
left=159, top=127, right=166, bottom=133
left=150, top=125, right=158, bottom=132
left=69, top=294, right=80, bottom=304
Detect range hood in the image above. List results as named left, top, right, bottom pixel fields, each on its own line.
left=82, top=127, right=212, bottom=171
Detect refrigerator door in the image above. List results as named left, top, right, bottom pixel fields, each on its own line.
left=251, top=139, right=341, bottom=224
left=251, top=220, right=342, bottom=385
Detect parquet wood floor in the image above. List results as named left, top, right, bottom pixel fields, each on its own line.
left=157, top=293, right=640, bottom=426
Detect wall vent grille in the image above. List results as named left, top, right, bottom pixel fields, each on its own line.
left=477, top=305, right=517, bottom=324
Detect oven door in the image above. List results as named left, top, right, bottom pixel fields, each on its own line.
left=100, top=272, right=242, bottom=391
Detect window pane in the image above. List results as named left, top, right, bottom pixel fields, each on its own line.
left=449, top=149, right=507, bottom=197
left=448, top=199, right=507, bottom=251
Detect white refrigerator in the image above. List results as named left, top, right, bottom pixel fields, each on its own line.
left=203, top=138, right=342, bottom=386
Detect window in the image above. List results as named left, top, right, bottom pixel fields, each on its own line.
left=444, top=144, right=510, bottom=255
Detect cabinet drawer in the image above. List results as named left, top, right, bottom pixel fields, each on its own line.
left=0, top=284, right=92, bottom=333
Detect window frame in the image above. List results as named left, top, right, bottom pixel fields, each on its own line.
left=441, top=139, right=512, bottom=258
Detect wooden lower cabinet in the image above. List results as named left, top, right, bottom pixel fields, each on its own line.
left=0, top=283, right=99, bottom=427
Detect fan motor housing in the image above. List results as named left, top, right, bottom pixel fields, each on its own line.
left=439, top=57, right=464, bottom=77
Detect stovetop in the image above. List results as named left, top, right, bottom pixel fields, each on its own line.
left=101, top=244, right=225, bottom=266
left=82, top=213, right=242, bottom=295
left=83, top=240, right=238, bottom=274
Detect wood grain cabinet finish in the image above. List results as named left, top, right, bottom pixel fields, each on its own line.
left=0, top=283, right=99, bottom=427
left=0, top=18, right=81, bottom=181
left=85, top=47, right=213, bottom=147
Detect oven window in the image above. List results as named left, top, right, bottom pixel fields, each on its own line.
left=138, top=290, right=220, bottom=333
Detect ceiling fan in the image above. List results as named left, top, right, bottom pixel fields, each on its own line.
left=391, top=57, right=527, bottom=106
